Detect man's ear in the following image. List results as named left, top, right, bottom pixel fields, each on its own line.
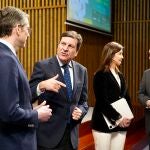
left=75, top=50, right=79, bottom=57
left=15, top=24, right=21, bottom=36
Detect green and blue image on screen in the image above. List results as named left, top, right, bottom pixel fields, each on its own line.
left=67, top=0, right=111, bottom=33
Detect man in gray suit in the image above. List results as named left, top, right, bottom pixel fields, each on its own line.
left=29, top=31, right=88, bottom=150
left=139, top=51, right=150, bottom=149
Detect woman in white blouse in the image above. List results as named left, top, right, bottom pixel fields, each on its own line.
left=91, top=42, right=133, bottom=150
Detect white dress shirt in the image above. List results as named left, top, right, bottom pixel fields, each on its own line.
left=37, top=55, right=74, bottom=95
left=110, top=68, right=121, bottom=87
left=0, top=39, right=16, bottom=56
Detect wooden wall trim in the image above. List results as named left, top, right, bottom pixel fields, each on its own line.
left=22, top=5, right=66, bottom=10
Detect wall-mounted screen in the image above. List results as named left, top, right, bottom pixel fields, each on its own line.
left=66, top=0, right=112, bottom=35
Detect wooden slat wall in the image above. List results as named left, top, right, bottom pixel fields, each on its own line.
left=2, top=0, right=147, bottom=121
left=0, top=0, right=66, bottom=78
left=66, top=26, right=112, bottom=106
left=0, top=0, right=113, bottom=107
left=113, top=0, right=150, bottom=121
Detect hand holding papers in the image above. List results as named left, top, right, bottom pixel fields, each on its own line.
left=103, top=98, right=134, bottom=129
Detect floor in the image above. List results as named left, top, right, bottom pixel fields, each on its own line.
left=79, top=126, right=148, bottom=150
left=125, top=126, right=147, bottom=150
left=79, top=107, right=148, bottom=150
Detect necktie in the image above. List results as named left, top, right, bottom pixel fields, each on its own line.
left=63, top=64, right=72, bottom=100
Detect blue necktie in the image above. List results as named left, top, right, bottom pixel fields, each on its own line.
left=63, top=64, right=72, bottom=100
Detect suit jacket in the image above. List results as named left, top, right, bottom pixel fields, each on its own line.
left=91, top=70, right=131, bottom=133
left=0, top=42, right=38, bottom=150
left=139, top=69, right=150, bottom=134
left=29, top=56, right=88, bottom=149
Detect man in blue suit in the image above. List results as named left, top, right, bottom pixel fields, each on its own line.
left=0, top=6, right=52, bottom=150
left=30, top=31, right=88, bottom=150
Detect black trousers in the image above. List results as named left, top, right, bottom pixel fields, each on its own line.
left=37, top=125, right=76, bottom=150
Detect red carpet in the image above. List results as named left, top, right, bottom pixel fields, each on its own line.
left=131, top=136, right=149, bottom=150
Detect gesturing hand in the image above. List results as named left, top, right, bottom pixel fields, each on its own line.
left=39, top=74, right=66, bottom=93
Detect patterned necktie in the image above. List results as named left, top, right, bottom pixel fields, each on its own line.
left=63, top=64, right=72, bottom=100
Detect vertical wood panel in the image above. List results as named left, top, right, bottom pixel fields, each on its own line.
left=114, top=0, right=150, bottom=122
left=0, top=0, right=112, bottom=107
left=0, top=0, right=66, bottom=77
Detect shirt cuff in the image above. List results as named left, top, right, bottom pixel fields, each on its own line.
left=37, top=84, right=44, bottom=96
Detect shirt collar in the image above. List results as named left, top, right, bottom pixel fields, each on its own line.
left=56, top=55, right=72, bottom=68
left=0, top=39, right=16, bottom=56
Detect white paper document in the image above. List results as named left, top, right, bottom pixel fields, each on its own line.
left=103, top=98, right=134, bottom=129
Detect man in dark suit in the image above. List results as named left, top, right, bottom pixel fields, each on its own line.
left=0, top=6, right=52, bottom=150
left=30, top=31, right=88, bottom=150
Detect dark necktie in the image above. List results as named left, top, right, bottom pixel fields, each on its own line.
left=63, top=64, right=72, bottom=100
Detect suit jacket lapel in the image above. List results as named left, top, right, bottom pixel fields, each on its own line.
left=71, top=61, right=78, bottom=99
left=110, top=72, right=126, bottom=97
left=119, top=73, right=126, bottom=96
left=0, top=43, right=25, bottom=72
left=109, top=71, right=125, bottom=97
left=48, top=57, right=68, bottom=100
left=109, top=71, right=121, bottom=90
